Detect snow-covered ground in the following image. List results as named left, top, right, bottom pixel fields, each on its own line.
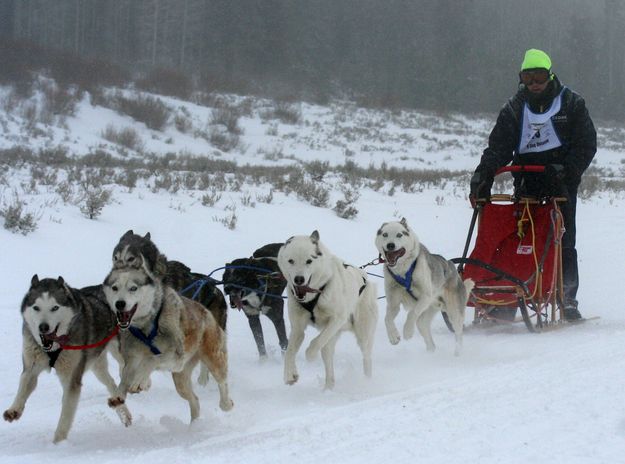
left=1, top=84, right=625, bottom=463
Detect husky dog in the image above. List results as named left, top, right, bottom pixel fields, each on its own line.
left=278, top=231, right=378, bottom=390
left=3, top=276, right=131, bottom=443
left=375, top=218, right=474, bottom=356
left=103, top=265, right=233, bottom=423
left=222, top=243, right=288, bottom=358
left=112, top=230, right=227, bottom=334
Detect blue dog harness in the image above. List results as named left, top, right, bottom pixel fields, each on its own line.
left=387, top=258, right=419, bottom=301
left=128, top=307, right=163, bottom=355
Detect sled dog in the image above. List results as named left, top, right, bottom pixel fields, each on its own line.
left=375, top=218, right=473, bottom=356
left=103, top=264, right=233, bottom=423
left=278, top=231, right=377, bottom=389
left=112, top=230, right=227, bottom=331
left=3, top=276, right=130, bottom=443
left=223, top=243, right=288, bottom=358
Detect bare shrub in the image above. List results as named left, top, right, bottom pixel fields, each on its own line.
left=260, top=101, right=301, bottom=124
left=114, top=169, right=138, bottom=191
left=295, top=180, right=330, bottom=208
left=55, top=180, right=74, bottom=204
left=210, top=107, right=242, bottom=135
left=102, top=124, right=144, bottom=152
left=240, top=193, right=255, bottom=208
left=209, top=126, right=242, bottom=153
left=201, top=189, right=222, bottom=207
left=256, top=189, right=274, bottom=204
left=77, top=184, right=112, bottom=219
left=305, top=160, right=330, bottom=181
left=1, top=193, right=40, bottom=235
left=115, top=94, right=170, bottom=131
left=333, top=187, right=360, bottom=220
left=174, top=112, right=193, bottom=133
left=137, top=68, right=192, bottom=99
left=213, top=205, right=237, bottom=230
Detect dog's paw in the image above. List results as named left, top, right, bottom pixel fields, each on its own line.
left=285, top=372, right=299, bottom=385
left=53, top=430, right=68, bottom=444
left=219, top=398, right=234, bottom=412
left=197, top=366, right=210, bottom=386
left=387, top=329, right=401, bottom=345
left=108, top=397, right=125, bottom=408
left=403, top=324, right=415, bottom=340
left=115, top=405, right=132, bottom=427
left=3, top=409, right=21, bottom=422
left=305, top=346, right=319, bottom=362
left=129, top=376, right=151, bottom=394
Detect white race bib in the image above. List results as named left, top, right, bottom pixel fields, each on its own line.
left=518, top=88, right=565, bottom=154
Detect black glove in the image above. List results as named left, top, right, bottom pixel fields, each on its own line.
left=544, top=164, right=566, bottom=195
left=544, top=164, right=565, bottom=180
left=469, top=168, right=494, bottom=204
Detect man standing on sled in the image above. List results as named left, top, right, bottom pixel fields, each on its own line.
left=469, top=48, right=597, bottom=321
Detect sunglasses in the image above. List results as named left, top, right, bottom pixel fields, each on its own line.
left=520, top=69, right=550, bottom=85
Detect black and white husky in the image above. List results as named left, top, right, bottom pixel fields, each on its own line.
left=375, top=218, right=474, bottom=356
left=278, top=231, right=378, bottom=390
left=3, top=276, right=130, bottom=443
left=222, top=243, right=288, bottom=359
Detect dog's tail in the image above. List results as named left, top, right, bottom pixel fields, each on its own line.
left=463, top=278, right=475, bottom=296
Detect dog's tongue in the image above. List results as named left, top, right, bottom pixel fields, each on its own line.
left=40, top=326, right=69, bottom=350
left=231, top=295, right=244, bottom=310
left=294, top=286, right=307, bottom=300
left=385, top=248, right=406, bottom=266
left=117, top=304, right=138, bottom=328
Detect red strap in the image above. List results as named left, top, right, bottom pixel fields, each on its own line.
left=61, top=326, right=120, bottom=351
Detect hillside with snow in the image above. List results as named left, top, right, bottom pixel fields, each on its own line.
left=1, top=82, right=625, bottom=464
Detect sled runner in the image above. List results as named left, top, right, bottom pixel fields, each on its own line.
left=453, top=165, right=569, bottom=332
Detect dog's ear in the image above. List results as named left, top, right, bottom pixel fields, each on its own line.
left=57, top=276, right=65, bottom=286
left=310, top=230, right=320, bottom=243
left=31, top=274, right=40, bottom=287
left=121, top=229, right=134, bottom=239
left=144, top=232, right=151, bottom=240
left=400, top=217, right=408, bottom=227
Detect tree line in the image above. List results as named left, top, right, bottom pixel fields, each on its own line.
left=3, top=0, right=624, bottom=121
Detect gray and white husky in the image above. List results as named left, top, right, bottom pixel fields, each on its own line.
left=103, top=264, right=233, bottom=423
left=3, top=276, right=130, bottom=443
left=278, top=231, right=378, bottom=390
left=375, top=218, right=474, bottom=356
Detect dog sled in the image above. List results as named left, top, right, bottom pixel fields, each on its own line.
left=452, top=165, right=568, bottom=332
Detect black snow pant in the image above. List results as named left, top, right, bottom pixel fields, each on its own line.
left=560, top=186, right=579, bottom=304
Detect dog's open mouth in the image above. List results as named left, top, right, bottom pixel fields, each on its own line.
left=39, top=325, right=68, bottom=351
left=116, top=304, right=138, bottom=329
left=229, top=292, right=248, bottom=310
left=384, top=248, right=406, bottom=267
left=292, top=281, right=320, bottom=301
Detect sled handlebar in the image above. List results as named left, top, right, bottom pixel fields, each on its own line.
left=495, top=165, right=546, bottom=176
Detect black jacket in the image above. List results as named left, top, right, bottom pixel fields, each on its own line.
left=476, top=76, right=597, bottom=195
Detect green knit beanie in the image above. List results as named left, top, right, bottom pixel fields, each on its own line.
left=520, top=49, right=552, bottom=71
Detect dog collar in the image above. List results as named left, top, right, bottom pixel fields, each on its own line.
left=128, top=306, right=163, bottom=355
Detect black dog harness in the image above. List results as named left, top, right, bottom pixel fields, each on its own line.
left=46, top=349, right=63, bottom=368
left=296, top=270, right=368, bottom=324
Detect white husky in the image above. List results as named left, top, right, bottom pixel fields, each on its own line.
left=375, top=218, right=474, bottom=356
left=278, top=231, right=378, bottom=389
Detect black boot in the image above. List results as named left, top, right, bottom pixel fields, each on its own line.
left=563, top=300, right=582, bottom=321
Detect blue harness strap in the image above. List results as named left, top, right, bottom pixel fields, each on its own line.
left=387, top=258, right=419, bottom=300
left=128, top=307, right=163, bottom=355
